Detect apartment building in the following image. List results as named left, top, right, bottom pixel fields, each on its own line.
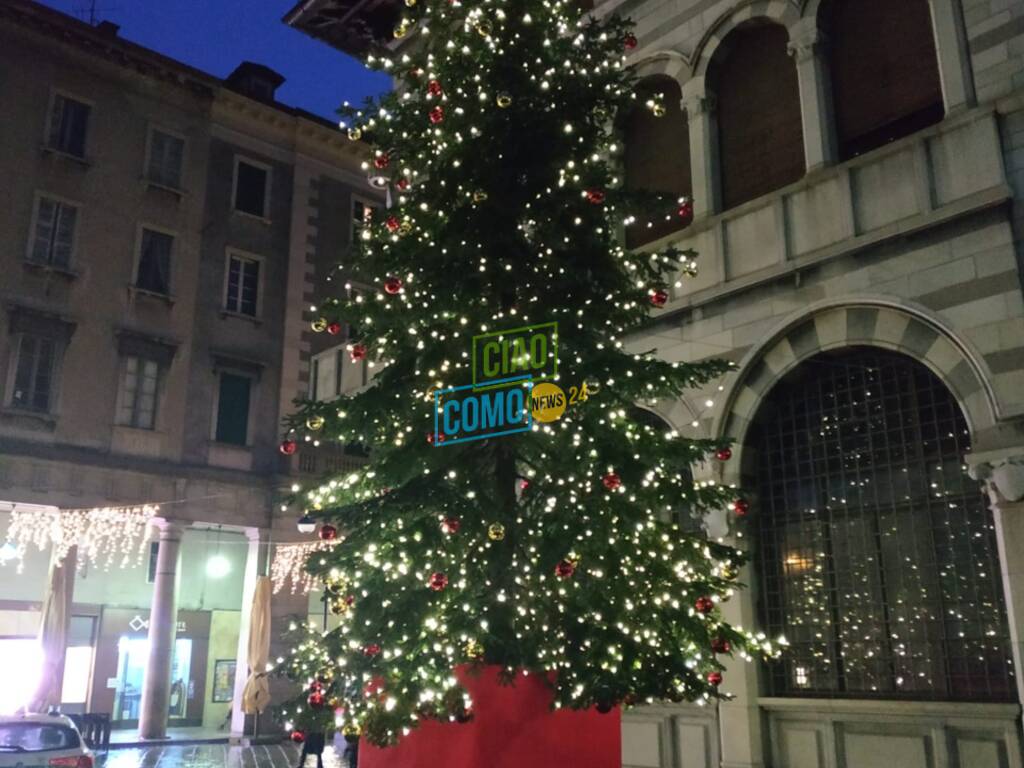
left=285, top=0, right=1024, bottom=766
left=0, top=0, right=379, bottom=740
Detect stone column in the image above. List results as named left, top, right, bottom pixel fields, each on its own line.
left=230, top=528, right=265, bottom=741
left=138, top=520, right=185, bottom=741
left=970, top=453, right=1024, bottom=718
left=682, top=78, right=719, bottom=218
left=927, top=0, right=976, bottom=114
left=788, top=18, right=838, bottom=172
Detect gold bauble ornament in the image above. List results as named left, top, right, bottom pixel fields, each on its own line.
left=721, top=563, right=739, bottom=580
left=651, top=103, right=666, bottom=118
left=342, top=724, right=360, bottom=738
left=475, top=21, right=492, bottom=37
left=311, top=317, right=328, bottom=333
left=405, top=0, right=417, bottom=6
left=347, top=126, right=363, bottom=141
left=472, top=190, right=488, bottom=203
left=495, top=93, right=512, bottom=108
left=487, top=523, right=506, bottom=541
left=465, top=639, right=484, bottom=659
left=394, top=21, right=409, bottom=38
left=306, top=415, right=325, bottom=431
left=399, top=220, right=413, bottom=235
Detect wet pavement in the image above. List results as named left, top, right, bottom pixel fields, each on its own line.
left=98, top=743, right=350, bottom=768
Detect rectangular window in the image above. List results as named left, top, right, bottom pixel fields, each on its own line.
left=225, top=253, right=260, bottom=317
left=147, top=129, right=185, bottom=189
left=311, top=349, right=339, bottom=402
left=233, top=160, right=269, bottom=218
left=351, top=199, right=377, bottom=244
left=136, top=228, right=173, bottom=295
left=30, top=196, right=77, bottom=268
left=12, top=334, right=56, bottom=412
left=47, top=94, right=90, bottom=158
left=215, top=372, right=251, bottom=446
left=116, top=356, right=160, bottom=429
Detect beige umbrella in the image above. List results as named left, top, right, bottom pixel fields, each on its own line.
left=242, top=576, right=272, bottom=715
left=28, top=548, right=73, bottom=713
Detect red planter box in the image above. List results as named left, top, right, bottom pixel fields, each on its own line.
left=359, top=666, right=621, bottom=768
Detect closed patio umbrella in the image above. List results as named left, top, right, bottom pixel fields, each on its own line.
left=242, top=576, right=272, bottom=716
left=28, top=548, right=73, bottom=713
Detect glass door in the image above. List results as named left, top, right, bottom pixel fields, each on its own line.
left=111, top=636, right=194, bottom=727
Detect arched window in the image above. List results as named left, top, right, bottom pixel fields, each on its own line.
left=825, top=0, right=944, bottom=160
left=623, top=76, right=692, bottom=247
left=750, top=348, right=1014, bottom=701
left=711, top=23, right=805, bottom=211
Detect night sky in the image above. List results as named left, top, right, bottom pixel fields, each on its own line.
left=38, top=0, right=392, bottom=121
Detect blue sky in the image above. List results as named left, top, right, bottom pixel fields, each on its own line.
left=40, top=0, right=391, bottom=121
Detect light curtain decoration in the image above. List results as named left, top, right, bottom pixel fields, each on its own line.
left=270, top=541, right=338, bottom=594
left=4, top=504, right=158, bottom=572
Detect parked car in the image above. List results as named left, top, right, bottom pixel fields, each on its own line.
left=0, top=713, right=93, bottom=768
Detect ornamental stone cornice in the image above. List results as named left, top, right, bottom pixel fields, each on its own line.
left=967, top=449, right=1024, bottom=504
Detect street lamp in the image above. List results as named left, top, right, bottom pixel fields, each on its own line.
left=297, top=514, right=316, bottom=534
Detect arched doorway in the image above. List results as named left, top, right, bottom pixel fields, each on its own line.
left=747, top=347, right=1014, bottom=701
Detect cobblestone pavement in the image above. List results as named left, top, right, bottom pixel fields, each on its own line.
left=98, top=743, right=350, bottom=768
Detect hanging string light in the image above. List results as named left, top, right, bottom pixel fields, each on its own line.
left=271, top=540, right=341, bottom=595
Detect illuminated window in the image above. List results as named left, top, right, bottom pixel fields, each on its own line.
left=752, top=348, right=1013, bottom=700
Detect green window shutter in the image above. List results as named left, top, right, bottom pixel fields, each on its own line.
left=215, top=373, right=250, bottom=445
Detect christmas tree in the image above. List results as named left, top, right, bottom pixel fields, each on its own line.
left=277, top=0, right=778, bottom=748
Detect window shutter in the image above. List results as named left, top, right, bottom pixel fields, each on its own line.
left=53, top=204, right=76, bottom=268
left=32, top=198, right=57, bottom=264
left=165, top=136, right=183, bottom=188
left=216, top=373, right=251, bottom=445
left=241, top=259, right=259, bottom=316
left=714, top=24, right=805, bottom=211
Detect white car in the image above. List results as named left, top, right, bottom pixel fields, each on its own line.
left=0, top=714, right=93, bottom=768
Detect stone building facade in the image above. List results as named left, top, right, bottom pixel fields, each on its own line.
left=285, top=0, right=1024, bottom=766
left=0, top=0, right=378, bottom=741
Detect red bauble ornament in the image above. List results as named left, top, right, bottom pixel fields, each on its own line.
left=585, top=189, right=606, bottom=205
left=308, top=691, right=326, bottom=709
left=363, top=643, right=382, bottom=657
left=732, top=498, right=750, bottom=517
left=319, top=524, right=338, bottom=541
left=707, top=671, right=723, bottom=687
left=555, top=559, right=576, bottom=579
left=716, top=447, right=732, bottom=461
left=385, top=215, right=401, bottom=233
left=649, top=289, right=669, bottom=308
left=373, top=153, right=389, bottom=169
left=711, top=636, right=732, bottom=654
left=427, top=431, right=446, bottom=445
left=678, top=198, right=694, bottom=224
left=429, top=105, right=445, bottom=124
left=396, top=177, right=410, bottom=191
left=442, top=517, right=461, bottom=534
left=429, top=572, right=449, bottom=591
left=350, top=343, right=367, bottom=362
left=290, top=731, right=305, bottom=744
left=624, top=32, right=638, bottom=50
left=327, top=321, right=343, bottom=336
left=279, top=439, right=297, bottom=456
left=384, top=277, right=403, bottom=294
left=601, top=472, right=622, bottom=491
left=694, top=596, right=715, bottom=614
left=427, top=79, right=443, bottom=96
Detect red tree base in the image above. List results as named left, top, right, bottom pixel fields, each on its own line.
left=359, top=666, right=621, bottom=768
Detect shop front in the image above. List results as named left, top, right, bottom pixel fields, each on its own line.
left=91, top=608, right=211, bottom=729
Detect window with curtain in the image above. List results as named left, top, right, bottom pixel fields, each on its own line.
left=751, top=348, right=1014, bottom=701
left=136, top=228, right=173, bottom=295
left=47, top=94, right=90, bottom=158
left=623, top=76, right=692, bottom=247
left=711, top=23, right=805, bottom=210
left=825, top=0, right=944, bottom=161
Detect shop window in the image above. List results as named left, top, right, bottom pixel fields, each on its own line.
left=214, top=372, right=251, bottom=446
left=47, top=93, right=90, bottom=158
left=29, top=195, right=78, bottom=269
left=623, top=76, right=692, bottom=247
left=751, top=348, right=1014, bottom=701
left=825, top=0, right=944, bottom=161
left=135, top=228, right=173, bottom=296
left=711, top=23, right=805, bottom=210
left=233, top=158, right=270, bottom=218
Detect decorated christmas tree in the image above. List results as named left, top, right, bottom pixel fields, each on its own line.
left=277, top=0, right=778, bottom=749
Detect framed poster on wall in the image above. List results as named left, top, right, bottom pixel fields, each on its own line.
left=212, top=660, right=236, bottom=703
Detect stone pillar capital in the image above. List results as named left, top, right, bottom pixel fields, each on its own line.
left=151, top=517, right=187, bottom=536
left=968, top=451, right=1024, bottom=505
left=787, top=21, right=827, bottom=64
